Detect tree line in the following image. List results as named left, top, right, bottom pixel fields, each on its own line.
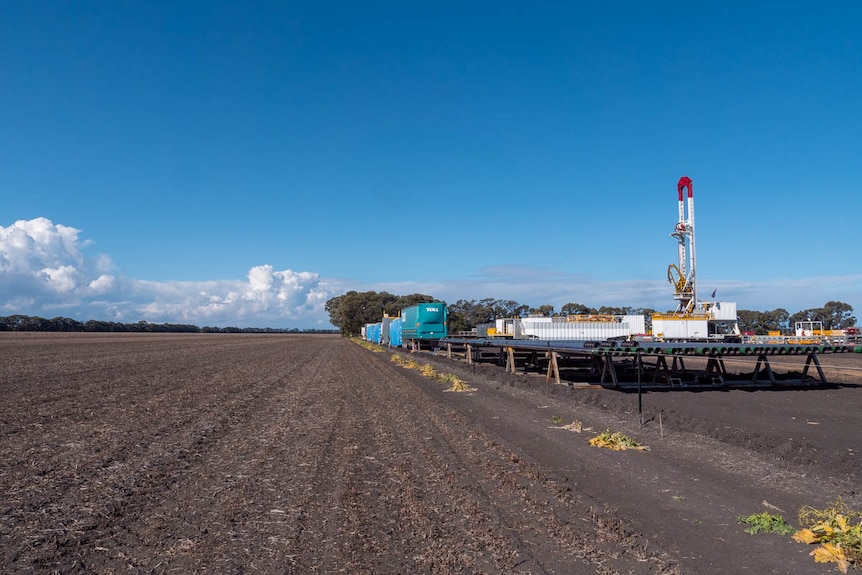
left=445, top=299, right=658, bottom=334
left=0, top=315, right=337, bottom=334
left=736, top=301, right=855, bottom=334
left=325, top=292, right=857, bottom=336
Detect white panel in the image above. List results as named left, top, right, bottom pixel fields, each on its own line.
left=653, top=319, right=708, bottom=339
left=711, top=301, right=737, bottom=320
left=622, top=315, right=647, bottom=334
left=520, top=321, right=632, bottom=340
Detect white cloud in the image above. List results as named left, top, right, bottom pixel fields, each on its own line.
left=129, top=268, right=331, bottom=326
left=88, top=274, right=116, bottom=294
left=39, top=265, right=79, bottom=293
left=0, top=218, right=107, bottom=306
left=0, top=218, right=335, bottom=327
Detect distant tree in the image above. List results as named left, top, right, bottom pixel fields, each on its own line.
left=325, top=291, right=390, bottom=336
left=737, top=308, right=790, bottom=334
left=821, top=301, right=855, bottom=329
left=597, top=306, right=634, bottom=316
left=789, top=301, right=855, bottom=330
left=445, top=298, right=531, bottom=331
left=446, top=309, right=466, bottom=334
left=764, top=308, right=791, bottom=332
left=790, top=307, right=821, bottom=324
left=529, top=305, right=555, bottom=317
left=42, top=316, right=83, bottom=331
left=490, top=299, right=528, bottom=319
left=447, top=299, right=489, bottom=332
left=738, top=310, right=762, bottom=334
left=561, top=303, right=596, bottom=316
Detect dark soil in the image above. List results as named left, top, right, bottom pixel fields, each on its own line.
left=1, top=333, right=859, bottom=574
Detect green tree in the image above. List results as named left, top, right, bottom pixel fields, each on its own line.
left=529, top=305, right=556, bottom=317
left=821, top=300, right=855, bottom=329
left=597, top=305, right=634, bottom=316
left=561, top=303, right=596, bottom=316
left=789, top=301, right=855, bottom=330
left=738, top=308, right=790, bottom=334
left=737, top=310, right=763, bottom=334
left=446, top=298, right=531, bottom=330
left=493, top=299, right=530, bottom=319
left=447, top=299, right=495, bottom=330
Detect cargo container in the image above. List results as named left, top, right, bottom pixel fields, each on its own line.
left=381, top=315, right=404, bottom=346
left=651, top=315, right=709, bottom=340
left=389, top=317, right=403, bottom=347
left=365, top=322, right=382, bottom=344
left=381, top=316, right=395, bottom=345
left=520, top=316, right=645, bottom=340
left=401, top=302, right=448, bottom=341
left=485, top=315, right=646, bottom=340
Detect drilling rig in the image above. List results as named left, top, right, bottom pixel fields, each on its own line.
left=651, top=176, right=740, bottom=341
left=669, top=176, right=696, bottom=314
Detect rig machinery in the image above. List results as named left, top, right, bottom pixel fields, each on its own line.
left=651, top=176, right=740, bottom=341
left=669, top=176, right=696, bottom=314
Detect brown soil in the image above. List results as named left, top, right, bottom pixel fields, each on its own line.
left=1, top=333, right=859, bottom=574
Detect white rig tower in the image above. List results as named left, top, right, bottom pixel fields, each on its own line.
left=652, top=176, right=740, bottom=341
left=669, top=176, right=696, bottom=314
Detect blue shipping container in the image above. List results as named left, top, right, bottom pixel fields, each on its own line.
left=390, top=317, right=403, bottom=347
left=367, top=322, right=382, bottom=344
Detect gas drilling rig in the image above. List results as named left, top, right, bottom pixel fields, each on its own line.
left=651, top=176, right=741, bottom=341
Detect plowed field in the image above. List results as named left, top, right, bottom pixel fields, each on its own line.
left=1, top=333, right=859, bottom=574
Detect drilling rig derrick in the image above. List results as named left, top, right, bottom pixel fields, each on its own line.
left=651, top=176, right=740, bottom=342
left=670, top=176, right=696, bottom=315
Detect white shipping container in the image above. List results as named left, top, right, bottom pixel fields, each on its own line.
left=520, top=318, right=634, bottom=340
left=653, top=318, right=708, bottom=339
left=709, top=301, right=737, bottom=321
left=622, top=315, right=647, bottom=334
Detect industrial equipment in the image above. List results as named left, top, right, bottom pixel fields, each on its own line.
left=653, top=177, right=740, bottom=341
left=670, top=176, right=696, bottom=314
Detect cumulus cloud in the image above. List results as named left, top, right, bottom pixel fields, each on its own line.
left=0, top=218, right=110, bottom=306
left=88, top=274, right=116, bottom=294
left=130, top=266, right=331, bottom=326
left=0, top=218, right=334, bottom=327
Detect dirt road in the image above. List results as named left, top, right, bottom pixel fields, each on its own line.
left=1, top=334, right=859, bottom=574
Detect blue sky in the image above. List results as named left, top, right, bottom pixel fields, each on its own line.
left=2, top=1, right=860, bottom=328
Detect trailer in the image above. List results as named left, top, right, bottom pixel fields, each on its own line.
left=401, top=302, right=448, bottom=342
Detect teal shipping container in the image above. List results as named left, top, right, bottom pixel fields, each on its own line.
left=401, top=302, right=448, bottom=340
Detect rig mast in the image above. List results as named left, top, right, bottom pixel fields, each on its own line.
left=668, top=176, right=696, bottom=314
left=653, top=176, right=740, bottom=341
